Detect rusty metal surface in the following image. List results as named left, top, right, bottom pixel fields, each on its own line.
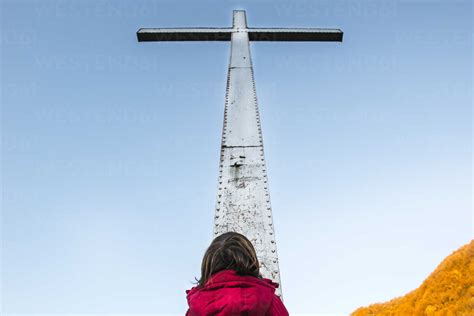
left=137, top=10, right=343, bottom=299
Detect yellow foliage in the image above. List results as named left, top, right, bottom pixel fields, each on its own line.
left=352, top=240, right=474, bottom=316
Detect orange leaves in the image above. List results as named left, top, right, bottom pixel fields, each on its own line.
left=352, top=240, right=474, bottom=316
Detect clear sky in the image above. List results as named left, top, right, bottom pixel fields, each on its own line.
left=1, top=0, right=472, bottom=315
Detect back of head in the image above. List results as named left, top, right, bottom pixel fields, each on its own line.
left=198, top=231, right=260, bottom=287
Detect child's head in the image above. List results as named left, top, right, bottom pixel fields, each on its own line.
left=198, top=231, right=260, bottom=287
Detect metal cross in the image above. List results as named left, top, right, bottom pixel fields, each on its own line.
left=137, top=10, right=342, bottom=297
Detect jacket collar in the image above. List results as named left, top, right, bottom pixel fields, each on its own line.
left=186, top=269, right=279, bottom=296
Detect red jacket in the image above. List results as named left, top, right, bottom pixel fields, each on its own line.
left=185, top=269, right=289, bottom=316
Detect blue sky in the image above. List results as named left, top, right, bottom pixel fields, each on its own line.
left=1, top=0, right=472, bottom=315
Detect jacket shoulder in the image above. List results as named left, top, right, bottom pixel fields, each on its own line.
left=267, top=294, right=289, bottom=316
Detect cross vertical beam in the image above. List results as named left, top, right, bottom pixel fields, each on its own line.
left=214, top=10, right=283, bottom=294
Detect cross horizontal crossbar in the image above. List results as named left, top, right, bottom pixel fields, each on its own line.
left=137, top=27, right=343, bottom=42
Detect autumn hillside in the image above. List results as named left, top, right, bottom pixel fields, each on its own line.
left=352, top=240, right=474, bottom=316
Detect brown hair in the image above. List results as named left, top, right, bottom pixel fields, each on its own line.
left=197, top=232, right=260, bottom=287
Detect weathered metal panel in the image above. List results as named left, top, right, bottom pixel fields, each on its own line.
left=214, top=146, right=280, bottom=286
left=223, top=68, right=260, bottom=146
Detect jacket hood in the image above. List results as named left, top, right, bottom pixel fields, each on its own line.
left=186, top=269, right=279, bottom=315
